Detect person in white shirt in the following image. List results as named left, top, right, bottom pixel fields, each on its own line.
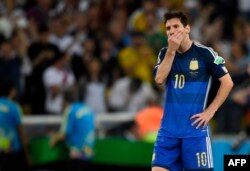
left=43, top=52, right=75, bottom=114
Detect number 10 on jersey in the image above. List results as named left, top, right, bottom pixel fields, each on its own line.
left=174, top=74, right=185, bottom=89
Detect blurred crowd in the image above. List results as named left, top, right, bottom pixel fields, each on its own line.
left=0, top=0, right=250, bottom=135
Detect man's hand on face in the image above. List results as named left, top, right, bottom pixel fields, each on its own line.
left=168, top=30, right=185, bottom=52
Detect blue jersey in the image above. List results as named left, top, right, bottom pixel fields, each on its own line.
left=61, top=102, right=95, bottom=159
left=0, top=97, right=22, bottom=152
left=153, top=42, right=228, bottom=138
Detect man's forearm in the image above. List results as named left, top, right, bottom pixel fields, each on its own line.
left=155, top=50, right=175, bottom=85
left=205, top=74, right=234, bottom=116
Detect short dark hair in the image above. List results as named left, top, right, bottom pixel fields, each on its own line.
left=0, top=81, right=15, bottom=97
left=63, top=88, right=78, bottom=103
left=164, top=11, right=189, bottom=26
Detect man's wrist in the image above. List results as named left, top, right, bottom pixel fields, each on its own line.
left=205, top=108, right=217, bottom=117
left=167, top=49, right=176, bottom=57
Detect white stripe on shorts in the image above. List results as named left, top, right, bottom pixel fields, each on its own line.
left=206, top=137, right=214, bottom=168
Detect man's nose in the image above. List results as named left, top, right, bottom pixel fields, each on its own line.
left=168, top=28, right=175, bottom=35
left=169, top=30, right=175, bottom=36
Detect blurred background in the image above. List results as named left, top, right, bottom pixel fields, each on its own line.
left=0, top=0, right=249, bottom=171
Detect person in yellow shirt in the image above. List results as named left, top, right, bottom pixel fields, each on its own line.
left=118, top=31, right=156, bottom=84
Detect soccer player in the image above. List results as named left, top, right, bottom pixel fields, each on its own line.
left=0, top=81, right=30, bottom=171
left=50, top=89, right=95, bottom=171
left=152, top=11, right=234, bottom=171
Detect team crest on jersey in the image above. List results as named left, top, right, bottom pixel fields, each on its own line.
left=189, top=58, right=199, bottom=71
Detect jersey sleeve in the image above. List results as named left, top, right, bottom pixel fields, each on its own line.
left=153, top=47, right=167, bottom=78
left=205, top=48, right=228, bottom=79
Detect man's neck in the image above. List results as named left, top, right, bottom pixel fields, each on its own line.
left=177, top=38, right=193, bottom=54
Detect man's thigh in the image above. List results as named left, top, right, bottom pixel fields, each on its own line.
left=152, top=166, right=169, bottom=171
left=152, top=136, right=182, bottom=171
left=182, top=136, right=214, bottom=170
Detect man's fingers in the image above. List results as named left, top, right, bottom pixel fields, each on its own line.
left=176, top=30, right=184, bottom=38
left=201, top=119, right=209, bottom=129
left=177, top=32, right=185, bottom=41
left=191, top=113, right=211, bottom=129
left=170, top=30, right=182, bottom=40
left=190, top=114, right=199, bottom=119
left=202, top=122, right=208, bottom=129
left=168, top=30, right=185, bottom=51
left=196, top=120, right=205, bottom=129
left=192, top=117, right=201, bottom=126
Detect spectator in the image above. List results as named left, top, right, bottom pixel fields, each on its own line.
left=118, top=31, right=156, bottom=84
left=50, top=88, right=95, bottom=171
left=0, top=81, right=31, bottom=171
left=125, top=97, right=163, bottom=142
left=108, top=76, right=156, bottom=112
left=82, top=57, right=107, bottom=113
left=11, top=28, right=32, bottom=97
left=0, top=38, right=22, bottom=100
left=238, top=0, right=250, bottom=22
left=67, top=11, right=89, bottom=56
left=49, top=16, right=74, bottom=53
left=26, top=0, right=53, bottom=26
left=225, top=40, right=250, bottom=74
left=230, top=65, right=250, bottom=150
left=26, top=23, right=60, bottom=114
left=108, top=17, right=131, bottom=52
left=71, top=37, right=97, bottom=82
left=43, top=52, right=75, bottom=114
left=215, top=64, right=250, bottom=134
left=99, top=36, right=121, bottom=87
left=128, top=0, right=158, bottom=33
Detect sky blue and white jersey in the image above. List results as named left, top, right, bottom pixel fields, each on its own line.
left=153, top=42, right=228, bottom=138
left=61, top=102, right=95, bottom=159
left=0, top=98, right=22, bottom=152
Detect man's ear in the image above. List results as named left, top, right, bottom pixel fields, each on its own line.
left=185, top=25, right=190, bottom=34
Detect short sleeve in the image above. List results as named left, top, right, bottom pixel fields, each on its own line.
left=153, top=47, right=167, bottom=78
left=206, top=48, right=228, bottom=79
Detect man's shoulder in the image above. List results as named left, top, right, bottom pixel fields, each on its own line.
left=0, top=98, right=21, bottom=113
left=159, top=47, right=167, bottom=53
left=157, top=47, right=167, bottom=59
left=193, top=41, right=217, bottom=55
left=0, top=98, right=15, bottom=106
